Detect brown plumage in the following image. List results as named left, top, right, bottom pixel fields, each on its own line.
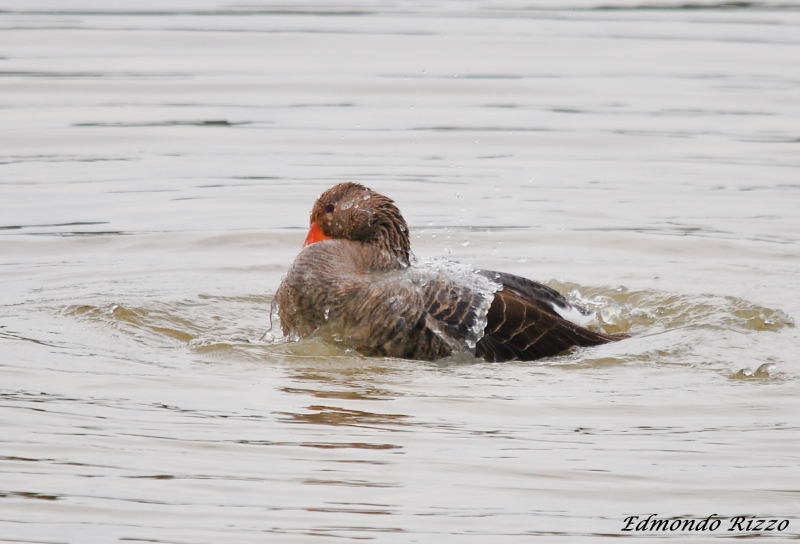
left=275, top=182, right=622, bottom=362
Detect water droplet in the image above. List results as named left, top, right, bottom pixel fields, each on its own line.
left=600, top=306, right=622, bottom=325
left=755, top=363, right=776, bottom=376
left=443, top=247, right=452, bottom=254
left=518, top=258, right=527, bottom=263
left=461, top=239, right=469, bottom=247
left=324, top=308, right=330, bottom=321
left=455, top=192, right=460, bottom=198
left=363, top=193, right=371, bottom=200
left=341, top=200, right=353, bottom=210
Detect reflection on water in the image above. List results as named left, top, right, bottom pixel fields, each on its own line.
left=279, top=404, right=409, bottom=429
left=2, top=1, right=800, bottom=542
left=282, top=386, right=396, bottom=401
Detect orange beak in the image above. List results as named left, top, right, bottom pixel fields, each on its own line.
left=303, top=221, right=331, bottom=248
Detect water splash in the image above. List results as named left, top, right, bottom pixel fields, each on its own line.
left=549, top=281, right=794, bottom=335
left=64, top=281, right=792, bottom=367
left=730, top=362, right=778, bottom=380
left=403, top=257, right=501, bottom=351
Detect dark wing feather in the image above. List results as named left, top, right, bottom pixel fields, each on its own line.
left=420, top=279, right=485, bottom=351
left=475, top=270, right=619, bottom=362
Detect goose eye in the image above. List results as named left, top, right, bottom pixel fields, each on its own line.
left=324, top=204, right=335, bottom=213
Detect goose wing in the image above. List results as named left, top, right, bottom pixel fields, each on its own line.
left=474, top=270, right=617, bottom=362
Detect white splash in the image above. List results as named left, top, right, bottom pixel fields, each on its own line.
left=404, top=257, right=501, bottom=351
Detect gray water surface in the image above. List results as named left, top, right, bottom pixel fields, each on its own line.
left=1, top=1, right=799, bottom=542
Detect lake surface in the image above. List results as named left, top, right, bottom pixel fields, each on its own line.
left=1, top=1, right=799, bottom=542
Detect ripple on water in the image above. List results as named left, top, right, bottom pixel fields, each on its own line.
left=65, top=294, right=274, bottom=356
